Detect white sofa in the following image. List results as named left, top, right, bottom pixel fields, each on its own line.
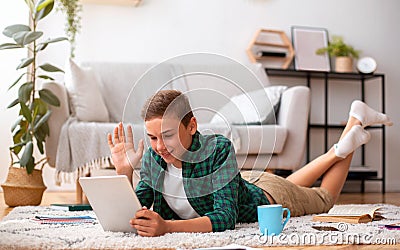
left=43, top=61, right=310, bottom=187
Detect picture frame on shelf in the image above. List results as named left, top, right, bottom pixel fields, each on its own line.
left=291, top=26, right=331, bottom=72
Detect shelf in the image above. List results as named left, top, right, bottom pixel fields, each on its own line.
left=347, top=166, right=378, bottom=180
left=265, top=68, right=384, bottom=81
left=265, top=68, right=386, bottom=193
left=247, top=30, right=294, bottom=69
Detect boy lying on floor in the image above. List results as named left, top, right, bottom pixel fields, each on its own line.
left=107, top=90, right=392, bottom=237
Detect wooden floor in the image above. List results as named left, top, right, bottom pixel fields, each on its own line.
left=1, top=192, right=399, bottom=249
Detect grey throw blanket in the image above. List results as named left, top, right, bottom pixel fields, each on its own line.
left=55, top=118, right=145, bottom=184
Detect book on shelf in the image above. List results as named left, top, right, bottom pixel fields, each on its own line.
left=256, top=51, right=287, bottom=57
left=313, top=205, right=382, bottom=223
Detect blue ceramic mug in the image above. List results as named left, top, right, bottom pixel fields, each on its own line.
left=257, top=204, right=291, bottom=236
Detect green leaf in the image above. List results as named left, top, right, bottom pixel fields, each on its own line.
left=37, top=75, right=54, bottom=80
left=20, top=101, right=32, bottom=123
left=2, top=24, right=31, bottom=38
left=22, top=31, right=43, bottom=46
left=32, top=102, right=40, bottom=123
left=13, top=31, right=29, bottom=45
left=11, top=115, right=24, bottom=133
left=0, top=43, right=23, bottom=50
left=7, top=98, right=20, bottom=109
left=11, top=129, right=26, bottom=155
left=39, top=63, right=64, bottom=73
left=17, top=58, right=34, bottom=69
left=18, top=82, right=33, bottom=103
left=35, top=43, right=48, bottom=52
left=37, top=140, right=44, bottom=154
left=20, top=141, right=33, bottom=167
left=35, top=0, right=54, bottom=21
left=36, top=37, right=68, bottom=52
left=24, top=0, right=35, bottom=13
left=40, top=37, right=68, bottom=45
left=8, top=73, right=27, bottom=91
left=26, top=156, right=35, bottom=174
left=39, top=89, right=60, bottom=106
left=21, top=128, right=32, bottom=142
left=34, top=110, right=51, bottom=132
left=33, top=98, right=48, bottom=115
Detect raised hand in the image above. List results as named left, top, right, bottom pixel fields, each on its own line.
left=107, top=122, right=144, bottom=182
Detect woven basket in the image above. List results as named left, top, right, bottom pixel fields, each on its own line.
left=1, top=167, right=46, bottom=207
left=335, top=56, right=353, bottom=72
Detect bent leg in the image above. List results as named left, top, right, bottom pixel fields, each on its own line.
left=286, top=116, right=361, bottom=188
left=320, top=152, right=353, bottom=203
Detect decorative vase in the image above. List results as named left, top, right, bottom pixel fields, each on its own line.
left=335, top=56, right=353, bottom=73
left=1, top=167, right=46, bottom=207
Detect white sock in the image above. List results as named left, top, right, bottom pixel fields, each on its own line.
left=334, top=125, right=371, bottom=158
left=349, top=100, right=393, bottom=127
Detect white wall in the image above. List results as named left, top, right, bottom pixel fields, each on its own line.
left=0, top=1, right=28, bottom=189
left=1, top=0, right=399, bottom=191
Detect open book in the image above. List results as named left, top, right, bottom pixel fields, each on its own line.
left=313, top=205, right=382, bottom=223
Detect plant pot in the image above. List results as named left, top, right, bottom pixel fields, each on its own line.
left=335, top=56, right=353, bottom=73
left=1, top=167, right=46, bottom=207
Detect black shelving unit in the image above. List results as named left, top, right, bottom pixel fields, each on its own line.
left=265, top=68, right=386, bottom=193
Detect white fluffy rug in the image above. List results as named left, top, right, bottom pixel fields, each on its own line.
left=0, top=204, right=399, bottom=249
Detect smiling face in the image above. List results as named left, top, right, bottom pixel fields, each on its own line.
left=145, top=116, right=197, bottom=168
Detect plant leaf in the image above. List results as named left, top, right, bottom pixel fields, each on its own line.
left=39, top=89, right=60, bottom=106
left=20, top=141, right=33, bottom=167
left=2, top=24, right=31, bottom=38
left=22, top=31, right=43, bottom=46
left=24, top=0, right=35, bottom=13
left=39, top=37, right=68, bottom=45
left=8, top=73, right=27, bottom=90
left=17, top=57, right=34, bottom=69
left=39, top=63, right=64, bottom=73
left=36, top=140, right=44, bottom=154
left=35, top=43, right=48, bottom=52
left=33, top=98, right=48, bottom=115
left=36, top=37, right=68, bottom=52
left=11, top=128, right=26, bottom=155
left=26, top=156, right=35, bottom=174
left=18, top=82, right=33, bottom=103
left=35, top=0, right=54, bottom=21
left=7, top=98, right=20, bottom=109
left=34, top=110, right=51, bottom=132
left=37, top=75, right=54, bottom=80
left=12, top=31, right=29, bottom=45
left=11, top=115, right=24, bottom=133
left=20, top=101, right=32, bottom=123
left=0, top=43, right=24, bottom=50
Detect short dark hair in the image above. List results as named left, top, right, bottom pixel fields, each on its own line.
left=141, top=90, right=194, bottom=127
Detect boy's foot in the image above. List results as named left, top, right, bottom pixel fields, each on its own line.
left=349, top=100, right=393, bottom=127
left=334, top=125, right=371, bottom=158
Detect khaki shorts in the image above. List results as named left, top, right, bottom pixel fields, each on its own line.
left=241, top=171, right=334, bottom=217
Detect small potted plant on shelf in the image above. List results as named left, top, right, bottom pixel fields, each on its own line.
left=316, top=36, right=360, bottom=73
left=0, top=0, right=67, bottom=207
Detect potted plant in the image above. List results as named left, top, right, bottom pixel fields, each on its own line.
left=0, top=0, right=67, bottom=206
left=316, top=36, right=360, bottom=73
left=57, top=0, right=82, bottom=58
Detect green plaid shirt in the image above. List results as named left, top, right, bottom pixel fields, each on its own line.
left=135, top=131, right=269, bottom=232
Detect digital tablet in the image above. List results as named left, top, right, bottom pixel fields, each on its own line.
left=79, top=175, right=142, bottom=233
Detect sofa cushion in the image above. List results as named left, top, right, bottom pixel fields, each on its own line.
left=210, top=85, right=287, bottom=125
left=234, top=124, right=287, bottom=154
left=64, top=59, right=109, bottom=122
